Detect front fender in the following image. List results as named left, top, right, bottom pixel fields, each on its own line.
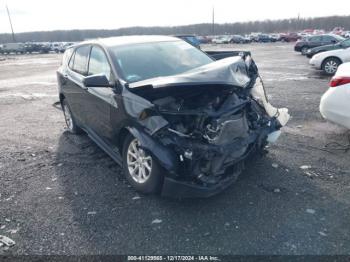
left=127, top=127, right=179, bottom=175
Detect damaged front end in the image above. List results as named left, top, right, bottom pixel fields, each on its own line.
left=123, top=56, right=290, bottom=198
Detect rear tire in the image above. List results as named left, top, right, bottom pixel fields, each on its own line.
left=61, top=99, right=83, bottom=134
left=122, top=134, right=164, bottom=194
left=322, top=57, right=341, bottom=75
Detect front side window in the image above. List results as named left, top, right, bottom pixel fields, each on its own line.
left=310, top=36, right=321, bottom=42
left=322, top=36, right=335, bottom=42
left=109, top=40, right=213, bottom=83
left=72, top=45, right=90, bottom=75
left=88, top=46, right=111, bottom=80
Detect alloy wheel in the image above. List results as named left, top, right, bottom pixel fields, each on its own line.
left=324, top=60, right=338, bottom=74
left=127, top=138, right=152, bottom=184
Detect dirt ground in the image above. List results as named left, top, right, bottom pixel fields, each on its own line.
left=0, top=43, right=349, bottom=255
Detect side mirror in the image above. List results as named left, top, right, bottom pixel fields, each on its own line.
left=83, top=74, right=111, bottom=87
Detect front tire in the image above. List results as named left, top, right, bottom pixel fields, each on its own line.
left=61, top=99, right=83, bottom=134
left=301, top=46, right=308, bottom=55
left=122, top=134, right=164, bottom=194
left=322, top=57, right=341, bottom=75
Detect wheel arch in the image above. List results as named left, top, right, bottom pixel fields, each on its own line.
left=321, top=56, right=343, bottom=68
left=117, top=127, right=131, bottom=153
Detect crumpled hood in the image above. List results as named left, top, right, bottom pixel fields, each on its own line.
left=128, top=56, right=253, bottom=89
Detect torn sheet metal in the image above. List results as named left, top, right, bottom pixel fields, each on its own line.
left=251, top=77, right=290, bottom=127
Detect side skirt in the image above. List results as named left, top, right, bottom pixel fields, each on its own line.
left=83, top=127, right=123, bottom=166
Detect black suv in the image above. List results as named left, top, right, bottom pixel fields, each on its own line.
left=294, top=34, right=344, bottom=55
left=57, top=36, right=289, bottom=198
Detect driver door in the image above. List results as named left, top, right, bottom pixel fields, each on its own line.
left=83, top=45, right=116, bottom=141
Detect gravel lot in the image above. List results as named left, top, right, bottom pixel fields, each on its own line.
left=0, top=43, right=349, bottom=255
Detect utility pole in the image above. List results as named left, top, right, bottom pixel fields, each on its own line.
left=6, top=5, right=16, bottom=42
left=212, top=6, right=215, bottom=35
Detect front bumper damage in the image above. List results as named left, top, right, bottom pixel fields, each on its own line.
left=123, top=56, right=290, bottom=198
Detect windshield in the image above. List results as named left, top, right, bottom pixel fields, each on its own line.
left=109, top=40, right=213, bottom=83
left=333, top=34, right=345, bottom=41
left=341, top=38, right=350, bottom=47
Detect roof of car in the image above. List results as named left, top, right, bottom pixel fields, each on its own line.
left=80, top=35, right=180, bottom=47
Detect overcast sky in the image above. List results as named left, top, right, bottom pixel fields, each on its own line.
left=0, top=0, right=349, bottom=33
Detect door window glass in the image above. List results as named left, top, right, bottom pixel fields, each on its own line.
left=72, top=45, right=90, bottom=75
left=88, top=46, right=111, bottom=80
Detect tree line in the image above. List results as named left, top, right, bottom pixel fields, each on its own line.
left=1, top=15, right=349, bottom=43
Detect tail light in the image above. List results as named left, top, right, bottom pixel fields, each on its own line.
left=329, top=76, right=350, bottom=87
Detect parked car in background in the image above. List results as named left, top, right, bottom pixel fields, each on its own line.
left=309, top=47, right=350, bottom=75
left=343, top=31, right=350, bottom=38
left=320, top=62, right=350, bottom=129
left=280, top=32, right=300, bottom=42
left=175, top=35, right=201, bottom=49
left=332, top=27, right=345, bottom=36
left=295, top=34, right=345, bottom=55
left=197, top=36, right=210, bottom=44
left=56, top=35, right=289, bottom=197
left=306, top=38, right=350, bottom=58
left=256, top=34, right=275, bottom=43
left=270, top=34, right=281, bottom=41
left=229, top=35, right=251, bottom=44
left=212, top=36, right=231, bottom=44
left=0, top=43, right=26, bottom=54
left=24, top=42, right=51, bottom=54
left=51, top=42, right=65, bottom=53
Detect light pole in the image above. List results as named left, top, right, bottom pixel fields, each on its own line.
left=6, top=5, right=16, bottom=42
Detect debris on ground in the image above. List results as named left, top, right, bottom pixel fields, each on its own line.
left=300, top=165, right=312, bottom=170
left=45, top=187, right=52, bottom=190
left=203, top=232, right=210, bottom=236
left=318, top=231, right=327, bottom=237
left=272, top=163, right=279, bottom=168
left=0, top=235, right=16, bottom=247
left=273, top=188, right=281, bottom=193
left=306, top=208, right=316, bottom=214
left=304, top=171, right=319, bottom=178
left=132, top=196, right=141, bottom=200
left=0, top=225, right=5, bottom=230
left=6, top=228, right=19, bottom=234
left=151, top=219, right=162, bottom=224
left=87, top=211, right=97, bottom=215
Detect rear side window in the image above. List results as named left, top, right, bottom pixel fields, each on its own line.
left=62, top=48, right=73, bottom=66
left=88, top=46, right=111, bottom=80
left=71, top=45, right=91, bottom=75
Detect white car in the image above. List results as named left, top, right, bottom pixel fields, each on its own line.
left=310, top=47, right=350, bottom=75
left=320, top=62, right=350, bottom=129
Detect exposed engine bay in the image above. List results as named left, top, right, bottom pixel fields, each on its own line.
left=124, top=56, right=290, bottom=189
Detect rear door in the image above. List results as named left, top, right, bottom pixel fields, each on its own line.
left=64, top=45, right=91, bottom=126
